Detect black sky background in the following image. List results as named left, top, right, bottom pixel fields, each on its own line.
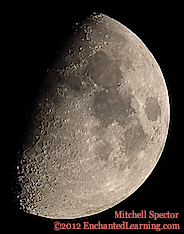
left=5, top=2, right=182, bottom=233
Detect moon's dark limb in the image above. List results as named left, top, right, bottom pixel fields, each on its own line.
left=13, top=13, right=170, bottom=219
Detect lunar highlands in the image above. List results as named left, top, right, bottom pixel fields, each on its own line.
left=14, top=14, right=170, bottom=219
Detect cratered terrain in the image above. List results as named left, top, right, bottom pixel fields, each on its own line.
left=13, top=13, right=170, bottom=219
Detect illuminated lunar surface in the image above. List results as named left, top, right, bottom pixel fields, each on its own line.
left=14, top=13, right=170, bottom=219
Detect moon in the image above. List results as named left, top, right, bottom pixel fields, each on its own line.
left=14, top=13, right=170, bottom=219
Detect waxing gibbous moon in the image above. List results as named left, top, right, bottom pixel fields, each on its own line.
left=14, top=13, right=170, bottom=219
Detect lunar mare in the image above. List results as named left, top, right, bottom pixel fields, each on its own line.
left=14, top=13, right=170, bottom=219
